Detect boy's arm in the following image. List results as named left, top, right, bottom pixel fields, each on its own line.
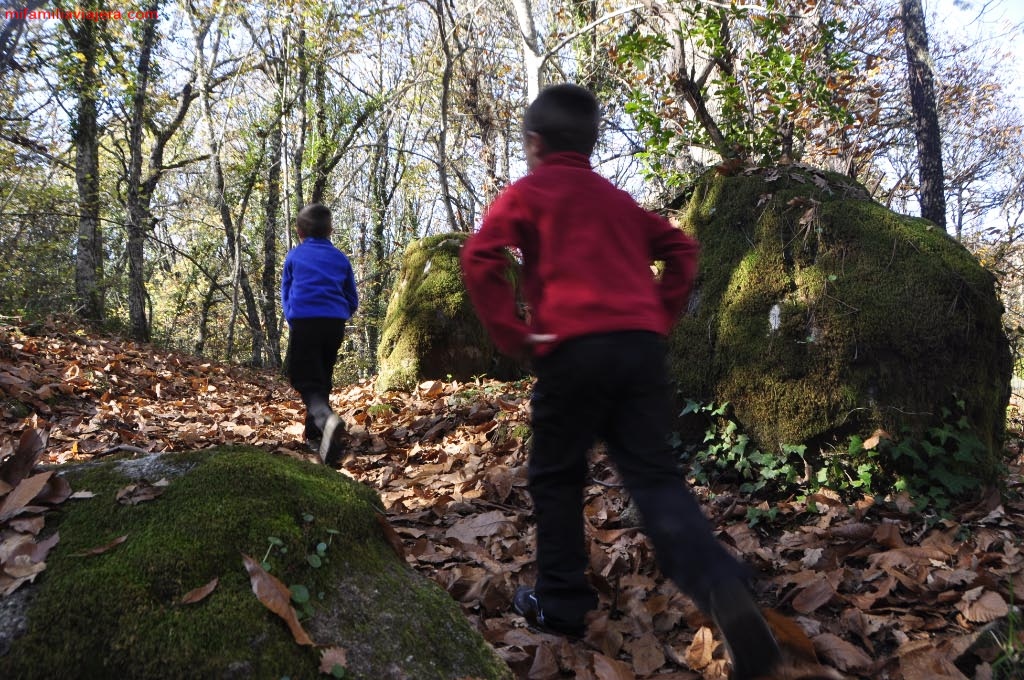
left=647, top=212, right=700, bottom=323
left=280, top=258, right=293, bottom=320
left=342, top=258, right=359, bottom=315
left=461, top=190, right=531, bottom=358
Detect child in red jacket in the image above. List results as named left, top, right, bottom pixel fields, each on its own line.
left=461, top=84, right=780, bottom=680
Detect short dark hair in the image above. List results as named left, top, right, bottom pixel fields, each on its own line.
left=296, top=203, right=332, bottom=239
left=523, top=83, right=600, bottom=156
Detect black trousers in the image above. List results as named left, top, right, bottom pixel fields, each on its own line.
left=529, top=331, right=748, bottom=627
left=285, top=317, right=346, bottom=438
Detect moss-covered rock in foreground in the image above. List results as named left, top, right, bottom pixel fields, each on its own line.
left=670, top=166, right=1011, bottom=478
left=377, top=233, right=524, bottom=392
left=0, top=448, right=511, bottom=680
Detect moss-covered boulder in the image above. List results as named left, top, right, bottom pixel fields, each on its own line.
left=377, top=233, right=523, bottom=392
left=670, top=166, right=1011, bottom=477
left=0, top=448, right=511, bottom=680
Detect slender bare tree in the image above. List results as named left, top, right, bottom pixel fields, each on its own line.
left=901, top=0, right=946, bottom=229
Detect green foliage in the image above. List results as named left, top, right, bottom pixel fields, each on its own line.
left=613, top=0, right=855, bottom=186
left=679, top=397, right=998, bottom=514
left=366, top=403, right=396, bottom=417
left=0, top=178, right=79, bottom=320
left=260, top=516, right=341, bottom=620
left=844, top=401, right=996, bottom=513
left=990, top=597, right=1024, bottom=679
left=681, top=399, right=800, bottom=495
left=712, top=0, right=855, bottom=164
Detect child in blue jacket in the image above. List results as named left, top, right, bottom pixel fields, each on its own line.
left=282, top=203, right=358, bottom=463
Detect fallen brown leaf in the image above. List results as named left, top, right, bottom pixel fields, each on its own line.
left=180, top=577, right=219, bottom=605
left=812, top=633, right=872, bottom=672
left=590, top=651, right=636, bottom=680
left=375, top=513, right=407, bottom=560
left=792, top=575, right=837, bottom=615
left=899, top=640, right=970, bottom=680
left=446, top=510, right=516, bottom=544
left=3, top=553, right=46, bottom=578
left=241, top=553, right=314, bottom=646
left=319, top=646, right=348, bottom=675
left=0, top=471, right=54, bottom=521
left=684, top=626, right=718, bottom=670
left=116, top=480, right=167, bottom=505
left=0, top=428, right=48, bottom=487
left=956, top=587, right=1008, bottom=623
left=75, top=534, right=128, bottom=556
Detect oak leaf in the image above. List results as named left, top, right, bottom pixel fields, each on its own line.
left=0, top=428, right=48, bottom=487
left=624, top=632, right=664, bottom=675
left=792, top=574, right=837, bottom=614
left=528, top=642, right=559, bottom=679
left=956, top=587, right=1008, bottom=623
left=684, top=626, right=717, bottom=670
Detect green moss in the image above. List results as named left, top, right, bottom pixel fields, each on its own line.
left=377, top=233, right=523, bottom=392
left=670, top=166, right=1011, bottom=479
left=1, top=448, right=510, bottom=680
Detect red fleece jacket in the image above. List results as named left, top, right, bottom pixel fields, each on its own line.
left=461, top=152, right=700, bottom=358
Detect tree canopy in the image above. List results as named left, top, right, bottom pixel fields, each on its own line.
left=0, top=0, right=1021, bottom=374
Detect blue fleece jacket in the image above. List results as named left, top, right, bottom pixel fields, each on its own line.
left=281, top=237, right=359, bottom=322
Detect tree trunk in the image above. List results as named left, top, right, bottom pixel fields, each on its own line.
left=307, top=59, right=373, bottom=206
left=262, top=87, right=284, bottom=368
left=69, top=15, right=104, bottom=321
left=125, top=4, right=160, bottom=342
left=310, top=58, right=330, bottom=204
left=510, top=0, right=544, bottom=102
left=292, top=26, right=307, bottom=219
left=366, top=132, right=390, bottom=365
left=192, top=14, right=267, bottom=364
left=431, top=0, right=463, bottom=232
left=901, top=0, right=947, bottom=230
left=193, top=277, right=219, bottom=356
left=661, top=2, right=733, bottom=161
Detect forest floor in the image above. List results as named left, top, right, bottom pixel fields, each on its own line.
left=1, top=317, right=1023, bottom=680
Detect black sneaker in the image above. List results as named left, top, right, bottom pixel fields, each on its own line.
left=709, top=581, right=781, bottom=680
left=319, top=414, right=345, bottom=464
left=512, top=587, right=585, bottom=638
left=304, top=436, right=322, bottom=454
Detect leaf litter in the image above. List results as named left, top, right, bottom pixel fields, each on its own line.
left=1, top=319, right=1024, bottom=678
